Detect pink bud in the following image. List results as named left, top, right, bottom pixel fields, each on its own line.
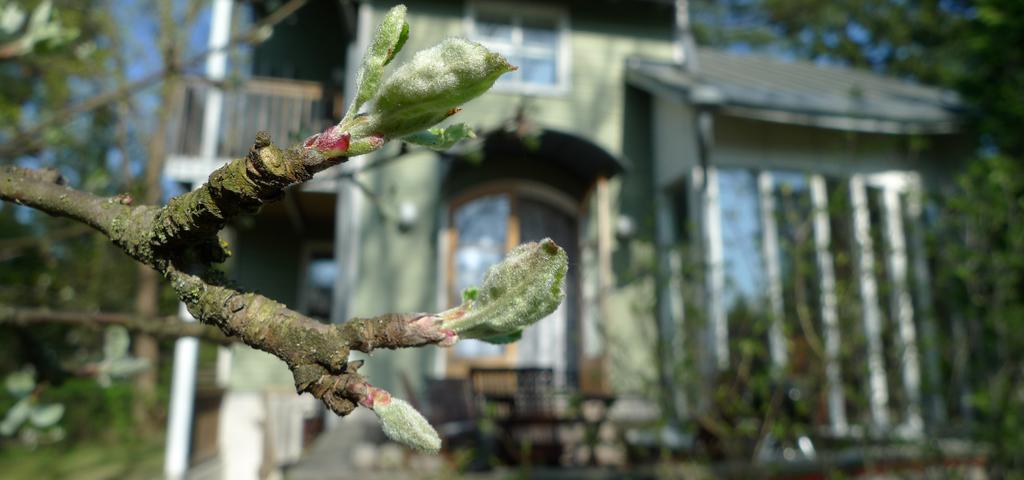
left=305, top=126, right=351, bottom=155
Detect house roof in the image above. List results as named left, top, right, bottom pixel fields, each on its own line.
left=627, top=49, right=963, bottom=135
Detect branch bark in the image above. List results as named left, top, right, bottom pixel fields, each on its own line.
left=0, top=306, right=232, bottom=345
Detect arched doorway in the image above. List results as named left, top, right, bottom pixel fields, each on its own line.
left=445, top=181, right=580, bottom=387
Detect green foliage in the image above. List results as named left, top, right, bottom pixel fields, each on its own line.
left=1, top=368, right=64, bottom=444
left=959, top=0, right=1024, bottom=157
left=0, top=1, right=79, bottom=57
left=935, top=155, right=1024, bottom=473
left=692, top=0, right=970, bottom=86
left=439, top=239, right=568, bottom=343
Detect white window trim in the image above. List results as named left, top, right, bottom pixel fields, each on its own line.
left=464, top=0, right=572, bottom=97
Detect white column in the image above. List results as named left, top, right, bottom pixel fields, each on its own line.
left=757, top=171, right=787, bottom=372
left=164, top=1, right=233, bottom=478
left=702, top=166, right=727, bottom=370
left=164, top=305, right=201, bottom=480
left=849, top=175, right=890, bottom=431
left=881, top=188, right=923, bottom=436
left=810, top=174, right=848, bottom=434
left=198, top=0, right=232, bottom=165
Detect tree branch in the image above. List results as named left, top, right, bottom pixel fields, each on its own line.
left=0, top=135, right=457, bottom=418
left=148, top=132, right=346, bottom=254
left=0, top=306, right=231, bottom=345
left=0, top=166, right=134, bottom=235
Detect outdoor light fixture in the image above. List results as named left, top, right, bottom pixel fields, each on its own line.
left=616, top=214, right=636, bottom=240
left=397, top=201, right=418, bottom=231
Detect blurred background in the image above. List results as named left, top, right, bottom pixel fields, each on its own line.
left=0, top=0, right=1021, bottom=478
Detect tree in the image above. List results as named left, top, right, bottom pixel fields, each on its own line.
left=0, top=5, right=567, bottom=453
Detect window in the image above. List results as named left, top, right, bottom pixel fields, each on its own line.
left=685, top=167, right=932, bottom=437
left=467, top=2, right=569, bottom=94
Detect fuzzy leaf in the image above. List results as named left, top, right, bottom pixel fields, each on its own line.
left=367, top=38, right=515, bottom=138
left=402, top=123, right=476, bottom=150
left=28, top=403, right=63, bottom=428
left=345, top=5, right=408, bottom=119
left=4, top=368, right=35, bottom=397
left=0, top=398, right=31, bottom=436
left=103, top=325, right=130, bottom=360
left=373, top=397, right=441, bottom=453
left=478, top=330, right=523, bottom=345
left=439, top=239, right=567, bottom=340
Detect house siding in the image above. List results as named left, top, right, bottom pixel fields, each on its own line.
left=345, top=0, right=675, bottom=395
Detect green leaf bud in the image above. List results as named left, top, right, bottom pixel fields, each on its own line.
left=369, top=38, right=515, bottom=138
left=439, top=238, right=567, bottom=343
left=371, top=395, right=441, bottom=453
left=345, top=5, right=409, bottom=119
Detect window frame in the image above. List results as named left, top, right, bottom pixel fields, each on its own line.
left=464, top=0, right=572, bottom=96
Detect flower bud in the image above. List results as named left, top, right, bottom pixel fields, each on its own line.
left=372, top=396, right=441, bottom=453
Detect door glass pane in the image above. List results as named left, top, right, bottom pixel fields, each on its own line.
left=452, top=195, right=510, bottom=357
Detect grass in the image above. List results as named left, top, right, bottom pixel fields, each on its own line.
left=0, top=437, right=164, bottom=480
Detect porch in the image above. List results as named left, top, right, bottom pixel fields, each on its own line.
left=163, top=74, right=339, bottom=184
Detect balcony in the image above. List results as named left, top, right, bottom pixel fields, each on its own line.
left=165, top=75, right=339, bottom=183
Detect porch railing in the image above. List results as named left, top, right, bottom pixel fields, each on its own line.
left=167, top=75, right=339, bottom=159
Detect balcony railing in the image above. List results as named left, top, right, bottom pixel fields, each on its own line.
left=168, top=76, right=338, bottom=159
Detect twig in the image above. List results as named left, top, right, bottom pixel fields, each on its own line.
left=0, top=306, right=232, bottom=344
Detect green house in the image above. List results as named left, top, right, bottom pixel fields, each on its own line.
left=162, top=0, right=972, bottom=474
